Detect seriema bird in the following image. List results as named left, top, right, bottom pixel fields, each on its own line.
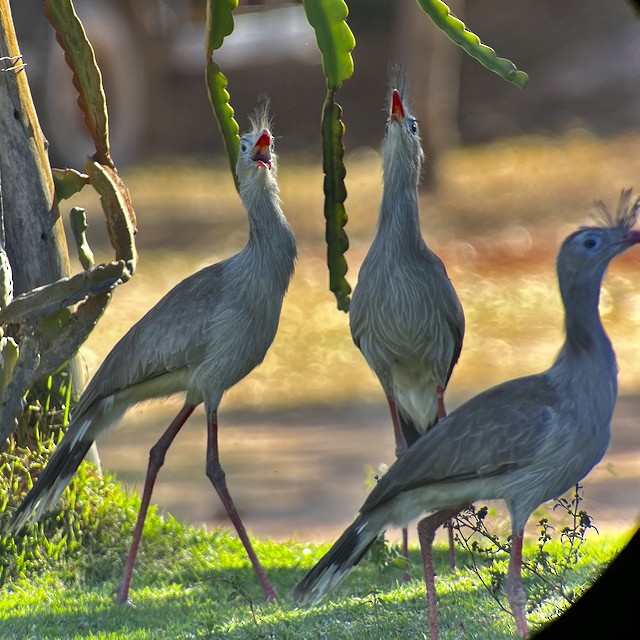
left=7, top=105, right=296, bottom=604
left=348, top=72, right=464, bottom=559
left=294, top=190, right=640, bottom=639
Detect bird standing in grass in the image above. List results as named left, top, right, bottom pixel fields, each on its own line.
left=7, top=105, right=296, bottom=604
left=348, top=71, right=464, bottom=559
left=294, top=191, right=640, bottom=639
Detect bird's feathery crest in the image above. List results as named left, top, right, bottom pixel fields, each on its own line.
left=248, top=99, right=273, bottom=137
left=387, top=63, right=409, bottom=105
left=592, top=188, right=640, bottom=231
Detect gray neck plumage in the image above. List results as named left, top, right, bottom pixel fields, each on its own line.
left=553, top=271, right=617, bottom=398
left=376, top=152, right=422, bottom=249
left=240, top=176, right=297, bottom=291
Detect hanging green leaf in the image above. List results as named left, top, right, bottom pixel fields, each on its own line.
left=205, top=1, right=240, bottom=189
left=303, top=0, right=355, bottom=311
left=205, top=61, right=240, bottom=188
left=43, top=0, right=112, bottom=165
left=205, top=0, right=237, bottom=54
left=416, top=0, right=528, bottom=89
left=322, top=92, right=351, bottom=311
left=302, top=0, right=355, bottom=90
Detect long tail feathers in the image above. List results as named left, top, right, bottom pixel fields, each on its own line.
left=292, top=514, right=380, bottom=605
left=6, top=415, right=97, bottom=535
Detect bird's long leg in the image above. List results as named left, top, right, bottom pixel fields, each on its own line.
left=436, top=384, right=457, bottom=571
left=386, top=393, right=410, bottom=574
left=116, top=402, right=196, bottom=605
left=505, top=529, right=529, bottom=639
left=386, top=393, right=408, bottom=459
left=417, top=504, right=468, bottom=640
left=204, top=407, right=277, bottom=602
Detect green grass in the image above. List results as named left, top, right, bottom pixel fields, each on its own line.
left=0, top=468, right=627, bottom=640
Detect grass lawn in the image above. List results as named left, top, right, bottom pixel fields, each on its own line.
left=0, top=490, right=627, bottom=640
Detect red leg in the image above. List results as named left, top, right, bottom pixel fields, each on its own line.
left=386, top=393, right=408, bottom=459
left=436, top=385, right=446, bottom=422
left=386, top=393, right=411, bottom=576
left=417, top=505, right=467, bottom=640
left=204, top=407, right=277, bottom=601
left=505, top=530, right=529, bottom=640
left=116, top=403, right=196, bottom=605
left=506, top=529, right=529, bottom=639
left=437, top=385, right=457, bottom=571
left=446, top=520, right=457, bottom=571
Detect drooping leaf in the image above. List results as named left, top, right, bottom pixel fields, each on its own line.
left=205, top=1, right=240, bottom=189
left=322, top=92, right=351, bottom=311
left=205, top=61, right=240, bottom=188
left=303, top=1, right=355, bottom=311
left=43, top=0, right=112, bottom=165
left=416, top=0, right=528, bottom=89
left=85, top=161, right=137, bottom=272
left=302, top=0, right=355, bottom=90
left=205, top=0, right=237, bottom=54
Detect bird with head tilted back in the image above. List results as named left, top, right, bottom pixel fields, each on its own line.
left=295, top=190, right=640, bottom=639
left=6, top=103, right=296, bottom=604
left=348, top=67, right=465, bottom=559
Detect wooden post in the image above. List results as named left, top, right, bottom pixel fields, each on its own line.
left=0, top=1, right=96, bottom=465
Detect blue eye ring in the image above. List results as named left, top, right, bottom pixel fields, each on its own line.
left=583, top=236, right=598, bottom=250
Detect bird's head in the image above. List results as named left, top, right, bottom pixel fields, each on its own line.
left=382, top=83, right=424, bottom=178
left=557, top=189, right=640, bottom=289
left=235, top=103, right=277, bottom=188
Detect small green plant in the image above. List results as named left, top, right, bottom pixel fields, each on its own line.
left=450, top=485, right=597, bottom=619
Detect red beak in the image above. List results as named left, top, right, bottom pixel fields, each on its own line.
left=251, top=129, right=272, bottom=170
left=390, top=89, right=405, bottom=123
left=629, top=230, right=640, bottom=244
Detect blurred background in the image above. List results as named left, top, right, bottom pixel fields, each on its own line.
left=10, top=0, right=640, bottom=543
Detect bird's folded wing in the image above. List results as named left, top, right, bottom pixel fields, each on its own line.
left=362, top=373, right=559, bottom=511
left=73, top=264, right=226, bottom=415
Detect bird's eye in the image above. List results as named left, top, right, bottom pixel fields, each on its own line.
left=384, top=119, right=389, bottom=134
left=409, top=120, right=418, bottom=134
left=240, top=142, right=248, bottom=153
left=582, top=235, right=599, bottom=250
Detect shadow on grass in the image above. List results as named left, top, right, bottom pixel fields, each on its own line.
left=2, top=545, right=523, bottom=640
left=4, top=534, right=616, bottom=640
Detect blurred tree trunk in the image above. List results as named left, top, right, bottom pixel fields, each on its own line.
left=395, top=0, right=465, bottom=190
left=0, top=1, right=98, bottom=465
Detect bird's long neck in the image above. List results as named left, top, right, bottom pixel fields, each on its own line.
left=553, top=272, right=617, bottom=401
left=560, top=274, right=612, bottom=356
left=240, top=175, right=296, bottom=289
left=376, top=151, right=422, bottom=249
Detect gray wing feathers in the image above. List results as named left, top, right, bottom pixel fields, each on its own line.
left=74, top=265, right=225, bottom=416
left=362, top=374, right=559, bottom=512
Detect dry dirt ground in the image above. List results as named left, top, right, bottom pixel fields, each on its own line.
left=97, top=394, right=640, bottom=545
